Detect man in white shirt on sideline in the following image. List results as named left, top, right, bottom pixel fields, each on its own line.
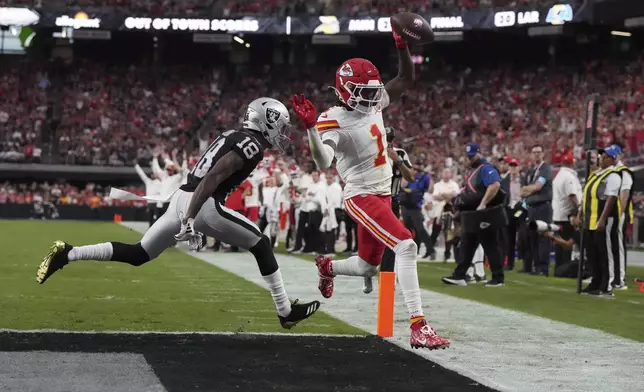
left=322, top=171, right=343, bottom=255
left=134, top=161, right=161, bottom=227
left=552, top=153, right=582, bottom=274
left=152, top=149, right=188, bottom=216
left=291, top=162, right=315, bottom=253
left=429, top=168, right=460, bottom=259
left=300, top=170, right=326, bottom=254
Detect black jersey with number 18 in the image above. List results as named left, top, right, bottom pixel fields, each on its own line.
left=180, top=130, right=265, bottom=201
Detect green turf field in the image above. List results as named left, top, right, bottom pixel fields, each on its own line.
left=276, top=245, right=644, bottom=342
left=0, top=221, right=360, bottom=335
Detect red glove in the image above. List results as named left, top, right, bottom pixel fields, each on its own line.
left=392, top=29, right=407, bottom=49
left=290, top=94, right=318, bottom=129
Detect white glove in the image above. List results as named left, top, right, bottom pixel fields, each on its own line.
left=188, top=234, right=204, bottom=251
left=175, top=217, right=201, bottom=242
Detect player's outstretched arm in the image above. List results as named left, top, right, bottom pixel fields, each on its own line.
left=290, top=94, right=335, bottom=170
left=184, top=151, right=244, bottom=220
left=384, top=31, right=414, bottom=102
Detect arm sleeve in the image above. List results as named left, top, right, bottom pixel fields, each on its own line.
left=481, top=164, right=502, bottom=187
left=562, top=174, right=575, bottom=197
left=422, top=174, right=430, bottom=192
left=604, top=173, right=621, bottom=196
left=134, top=164, right=150, bottom=185
left=400, top=150, right=413, bottom=168
left=308, top=127, right=336, bottom=170
left=432, top=183, right=441, bottom=197
left=620, top=171, right=633, bottom=192
left=151, top=158, right=166, bottom=179
left=536, top=165, right=552, bottom=185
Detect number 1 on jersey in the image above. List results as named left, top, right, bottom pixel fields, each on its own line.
left=370, top=124, right=386, bottom=167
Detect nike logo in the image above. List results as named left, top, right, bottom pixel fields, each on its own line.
left=415, top=333, right=427, bottom=345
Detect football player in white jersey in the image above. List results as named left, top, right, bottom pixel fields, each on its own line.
left=290, top=29, right=450, bottom=350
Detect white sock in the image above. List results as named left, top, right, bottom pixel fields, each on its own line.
left=474, top=261, right=485, bottom=278
left=263, top=269, right=292, bottom=317
left=68, top=243, right=113, bottom=261
left=394, top=239, right=424, bottom=319
left=332, top=256, right=378, bottom=277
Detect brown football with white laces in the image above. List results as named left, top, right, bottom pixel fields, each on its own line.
left=390, top=12, right=434, bottom=45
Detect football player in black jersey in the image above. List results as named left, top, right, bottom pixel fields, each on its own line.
left=36, top=97, right=321, bottom=329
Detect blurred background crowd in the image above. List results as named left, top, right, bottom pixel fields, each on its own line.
left=0, top=0, right=564, bottom=17
left=3, top=56, right=644, bottom=178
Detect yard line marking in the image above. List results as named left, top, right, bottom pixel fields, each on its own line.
left=0, top=329, right=363, bottom=338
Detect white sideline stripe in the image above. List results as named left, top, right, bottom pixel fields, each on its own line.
left=0, top=329, right=363, bottom=338
left=122, top=222, right=644, bottom=392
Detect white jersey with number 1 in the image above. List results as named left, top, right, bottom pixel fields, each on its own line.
left=317, top=92, right=391, bottom=200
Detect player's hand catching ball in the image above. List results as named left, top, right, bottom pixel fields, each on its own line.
left=290, top=94, right=318, bottom=130
left=390, top=12, right=434, bottom=46
left=392, top=28, right=407, bottom=49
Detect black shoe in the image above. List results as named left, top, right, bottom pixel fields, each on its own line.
left=36, top=241, right=72, bottom=284
left=581, top=286, right=598, bottom=295
left=422, top=250, right=436, bottom=260
left=465, top=275, right=487, bottom=284
left=475, top=275, right=488, bottom=284
left=586, top=289, right=615, bottom=298
left=485, top=279, right=505, bottom=287
left=442, top=275, right=467, bottom=286
left=279, top=299, right=321, bottom=329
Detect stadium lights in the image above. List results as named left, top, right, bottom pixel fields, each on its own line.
left=233, top=35, right=244, bottom=44
left=611, top=30, right=632, bottom=37
left=245, top=43, right=250, bottom=48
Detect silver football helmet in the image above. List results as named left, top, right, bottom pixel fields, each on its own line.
left=243, top=97, right=291, bottom=153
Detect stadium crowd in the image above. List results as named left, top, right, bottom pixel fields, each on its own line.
left=1, top=0, right=565, bottom=16
left=3, top=56, right=644, bottom=179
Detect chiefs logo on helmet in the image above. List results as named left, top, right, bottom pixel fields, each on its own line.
left=338, top=63, right=354, bottom=77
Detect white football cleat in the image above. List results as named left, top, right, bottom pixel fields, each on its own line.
left=362, top=276, right=373, bottom=294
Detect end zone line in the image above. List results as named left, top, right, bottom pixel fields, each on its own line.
left=0, top=328, right=364, bottom=338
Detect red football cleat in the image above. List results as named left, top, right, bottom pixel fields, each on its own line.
left=315, top=255, right=334, bottom=298
left=410, top=319, right=451, bottom=350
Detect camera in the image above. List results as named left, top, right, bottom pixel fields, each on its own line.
left=529, top=220, right=561, bottom=233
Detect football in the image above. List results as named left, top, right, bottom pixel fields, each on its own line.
left=390, top=12, right=434, bottom=45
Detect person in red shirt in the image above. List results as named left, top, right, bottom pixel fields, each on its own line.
left=213, top=180, right=253, bottom=252
left=225, top=179, right=252, bottom=213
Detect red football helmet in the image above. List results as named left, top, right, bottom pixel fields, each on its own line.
left=334, top=58, right=385, bottom=114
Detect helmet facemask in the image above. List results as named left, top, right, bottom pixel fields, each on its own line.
left=264, top=121, right=291, bottom=154
left=339, top=79, right=384, bottom=115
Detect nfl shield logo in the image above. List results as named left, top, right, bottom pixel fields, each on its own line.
left=266, top=108, right=281, bottom=124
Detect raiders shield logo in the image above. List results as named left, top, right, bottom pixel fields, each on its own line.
left=266, top=108, right=281, bottom=124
